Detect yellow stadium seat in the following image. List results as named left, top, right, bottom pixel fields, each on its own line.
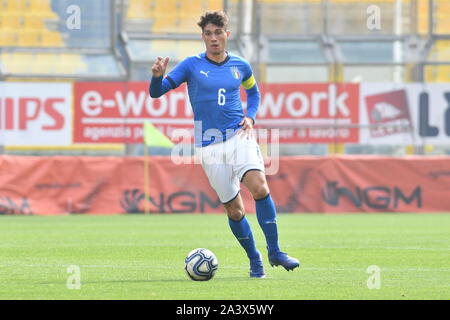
left=178, top=21, right=201, bottom=33
left=1, top=52, right=87, bottom=74
left=31, top=54, right=54, bottom=73
left=29, top=0, right=51, bottom=11
left=127, top=0, right=154, bottom=19
left=428, top=41, right=450, bottom=61
left=152, top=14, right=179, bottom=33
left=151, top=40, right=178, bottom=55
left=425, top=65, right=450, bottom=83
left=4, top=0, right=29, bottom=11
left=0, top=30, right=18, bottom=46
left=177, top=41, right=204, bottom=57
left=35, top=53, right=55, bottom=69
left=432, top=0, right=450, bottom=33
left=258, top=0, right=320, bottom=2
left=23, top=14, right=46, bottom=30
left=3, top=53, right=32, bottom=73
left=179, top=0, right=205, bottom=14
left=41, top=30, right=64, bottom=47
left=178, top=14, right=202, bottom=33
left=29, top=0, right=58, bottom=19
left=417, top=0, right=429, bottom=34
left=206, top=0, right=223, bottom=11
left=18, top=30, right=41, bottom=47
left=56, top=54, right=88, bottom=73
left=153, top=0, right=179, bottom=12
left=0, top=13, right=23, bottom=29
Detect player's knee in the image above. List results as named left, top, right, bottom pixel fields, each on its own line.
left=226, top=207, right=245, bottom=221
left=252, top=184, right=269, bottom=200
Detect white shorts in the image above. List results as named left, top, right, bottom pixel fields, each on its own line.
left=195, top=133, right=265, bottom=204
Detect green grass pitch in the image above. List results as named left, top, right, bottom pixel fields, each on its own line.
left=0, top=213, right=448, bottom=300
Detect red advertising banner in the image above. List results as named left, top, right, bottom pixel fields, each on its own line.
left=74, top=82, right=193, bottom=144
left=73, top=82, right=360, bottom=144
left=255, top=83, right=360, bottom=143
left=1, top=155, right=449, bottom=215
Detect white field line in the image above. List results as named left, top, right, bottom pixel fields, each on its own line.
left=0, top=263, right=449, bottom=273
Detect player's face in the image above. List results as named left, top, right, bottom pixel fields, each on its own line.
left=202, top=23, right=229, bottom=56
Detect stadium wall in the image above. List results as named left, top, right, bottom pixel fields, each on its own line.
left=1, top=155, right=450, bottom=215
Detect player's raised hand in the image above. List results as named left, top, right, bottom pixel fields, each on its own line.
left=151, top=56, right=169, bottom=77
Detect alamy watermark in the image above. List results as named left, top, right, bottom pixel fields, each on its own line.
left=169, top=122, right=280, bottom=176
left=366, top=265, right=381, bottom=289
left=66, top=265, right=81, bottom=290
left=367, top=5, right=381, bottom=31
left=66, top=5, right=81, bottom=30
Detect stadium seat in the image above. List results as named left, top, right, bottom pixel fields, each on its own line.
left=153, top=0, right=180, bottom=11
left=428, top=40, right=450, bottom=61
left=18, top=30, right=42, bottom=47
left=177, top=41, right=204, bottom=58
left=28, top=0, right=51, bottom=12
left=206, top=0, right=223, bottom=11
left=152, top=16, right=179, bottom=33
left=55, top=53, right=88, bottom=74
left=23, top=14, right=46, bottom=30
left=258, top=0, right=320, bottom=2
left=0, top=13, right=23, bottom=29
left=1, top=52, right=31, bottom=73
left=0, top=30, right=18, bottom=46
left=425, top=65, right=450, bottom=83
left=177, top=19, right=201, bottom=34
left=34, top=53, right=56, bottom=73
left=41, top=30, right=64, bottom=47
left=126, top=0, right=154, bottom=19
left=0, top=0, right=62, bottom=48
left=0, top=52, right=88, bottom=75
left=150, top=40, right=179, bottom=56
left=176, top=0, right=224, bottom=33
left=435, top=0, right=450, bottom=34
left=3, top=0, right=28, bottom=11
left=417, top=0, right=429, bottom=35
left=147, top=0, right=180, bottom=33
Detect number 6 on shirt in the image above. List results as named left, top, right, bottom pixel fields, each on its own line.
left=218, top=88, right=226, bottom=106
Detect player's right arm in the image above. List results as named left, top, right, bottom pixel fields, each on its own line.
left=149, top=56, right=190, bottom=98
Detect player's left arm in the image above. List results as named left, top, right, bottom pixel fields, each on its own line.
left=241, top=73, right=260, bottom=129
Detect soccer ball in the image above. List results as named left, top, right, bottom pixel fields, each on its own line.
left=184, top=248, right=218, bottom=281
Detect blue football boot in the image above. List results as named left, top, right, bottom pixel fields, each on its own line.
left=268, top=251, right=300, bottom=271
left=249, top=253, right=266, bottom=278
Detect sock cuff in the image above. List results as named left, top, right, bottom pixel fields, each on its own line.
left=228, top=214, right=246, bottom=223
left=255, top=193, right=271, bottom=202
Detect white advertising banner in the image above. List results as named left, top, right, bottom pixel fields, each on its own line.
left=360, top=83, right=450, bottom=145
left=0, top=82, right=72, bottom=146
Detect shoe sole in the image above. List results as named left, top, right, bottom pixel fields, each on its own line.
left=269, top=262, right=300, bottom=271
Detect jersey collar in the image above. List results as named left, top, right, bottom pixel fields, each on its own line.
left=204, top=51, right=230, bottom=66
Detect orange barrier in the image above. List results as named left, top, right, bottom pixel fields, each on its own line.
left=1, top=155, right=450, bottom=215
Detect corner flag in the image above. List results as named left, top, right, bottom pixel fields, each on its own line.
left=143, top=121, right=174, bottom=147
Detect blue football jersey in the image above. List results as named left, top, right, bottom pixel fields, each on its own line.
left=164, top=52, right=258, bottom=147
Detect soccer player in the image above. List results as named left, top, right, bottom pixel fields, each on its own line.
left=149, top=11, right=299, bottom=278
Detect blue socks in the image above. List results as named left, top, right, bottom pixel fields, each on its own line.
left=228, top=216, right=260, bottom=260
left=228, top=194, right=280, bottom=259
left=255, top=194, right=280, bottom=255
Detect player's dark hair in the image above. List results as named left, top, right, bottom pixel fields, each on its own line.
left=197, top=11, right=229, bottom=31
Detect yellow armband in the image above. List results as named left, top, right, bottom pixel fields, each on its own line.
left=241, top=74, right=256, bottom=90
